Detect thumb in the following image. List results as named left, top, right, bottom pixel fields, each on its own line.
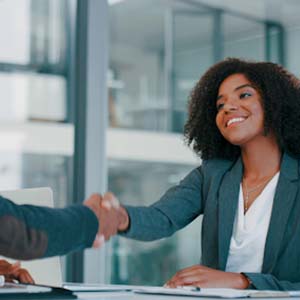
left=117, top=207, right=129, bottom=231
left=92, top=234, right=105, bottom=248
left=12, top=261, right=21, bottom=268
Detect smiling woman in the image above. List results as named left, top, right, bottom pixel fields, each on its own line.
left=185, top=58, right=300, bottom=160
left=215, top=74, right=265, bottom=147
left=96, top=58, right=300, bottom=290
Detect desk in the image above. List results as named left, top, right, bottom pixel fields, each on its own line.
left=77, top=291, right=180, bottom=299
left=75, top=291, right=299, bottom=300
left=8, top=291, right=299, bottom=300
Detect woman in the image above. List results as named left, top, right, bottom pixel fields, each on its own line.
left=100, top=58, right=300, bottom=290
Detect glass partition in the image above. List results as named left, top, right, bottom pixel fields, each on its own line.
left=109, top=0, right=166, bottom=131
left=172, top=10, right=214, bottom=132
left=0, top=0, right=69, bottom=123
left=108, top=160, right=201, bottom=285
left=108, top=0, right=282, bottom=133
left=0, top=0, right=74, bottom=281
left=223, top=15, right=265, bottom=61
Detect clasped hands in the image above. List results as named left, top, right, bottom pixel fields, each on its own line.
left=84, top=192, right=129, bottom=248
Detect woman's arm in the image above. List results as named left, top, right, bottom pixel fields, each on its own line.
left=120, top=167, right=204, bottom=241
left=244, top=272, right=300, bottom=291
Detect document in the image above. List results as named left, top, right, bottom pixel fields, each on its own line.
left=63, top=283, right=132, bottom=292
left=0, top=283, right=76, bottom=299
left=61, top=283, right=300, bottom=298
left=134, top=286, right=293, bottom=298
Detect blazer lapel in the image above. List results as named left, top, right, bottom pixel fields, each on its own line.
left=262, top=153, right=299, bottom=273
left=218, top=157, right=243, bottom=270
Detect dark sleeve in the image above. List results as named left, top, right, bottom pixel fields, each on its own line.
left=0, top=196, right=98, bottom=260
left=245, top=273, right=300, bottom=291
left=119, top=167, right=203, bottom=241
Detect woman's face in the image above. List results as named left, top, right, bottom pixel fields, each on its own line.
left=215, top=73, right=265, bottom=146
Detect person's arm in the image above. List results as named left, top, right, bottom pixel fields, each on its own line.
left=119, top=167, right=204, bottom=241
left=0, top=195, right=98, bottom=260
left=244, top=272, right=300, bottom=291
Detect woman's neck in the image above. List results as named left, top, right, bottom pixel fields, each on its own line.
left=241, top=136, right=281, bottom=180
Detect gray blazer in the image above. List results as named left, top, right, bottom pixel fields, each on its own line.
left=123, top=152, right=300, bottom=290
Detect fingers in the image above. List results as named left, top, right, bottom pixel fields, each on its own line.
left=167, top=276, right=200, bottom=287
left=14, top=269, right=35, bottom=284
left=99, top=192, right=129, bottom=241
left=165, top=266, right=241, bottom=289
left=92, top=234, right=105, bottom=248
left=0, top=259, right=14, bottom=273
left=0, top=260, right=35, bottom=284
left=10, top=261, right=21, bottom=273
left=165, top=265, right=207, bottom=288
left=0, top=260, right=21, bottom=276
left=84, top=191, right=129, bottom=245
left=102, top=193, right=129, bottom=231
left=101, top=192, right=120, bottom=210
left=116, top=206, right=129, bottom=231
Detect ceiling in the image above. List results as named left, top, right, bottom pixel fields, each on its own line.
left=109, top=0, right=300, bottom=54
left=196, top=0, right=300, bottom=26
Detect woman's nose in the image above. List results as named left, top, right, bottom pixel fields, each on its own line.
left=223, top=100, right=238, bottom=113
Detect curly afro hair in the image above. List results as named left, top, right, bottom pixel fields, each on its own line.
left=184, top=58, right=300, bottom=161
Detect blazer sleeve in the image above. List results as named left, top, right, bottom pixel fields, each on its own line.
left=245, top=273, right=300, bottom=291
left=119, top=167, right=204, bottom=241
left=0, top=195, right=98, bottom=260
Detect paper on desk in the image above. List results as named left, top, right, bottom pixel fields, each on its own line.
left=63, top=283, right=132, bottom=292
left=134, top=286, right=292, bottom=298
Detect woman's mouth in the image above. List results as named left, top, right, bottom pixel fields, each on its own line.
left=226, top=117, right=247, bottom=127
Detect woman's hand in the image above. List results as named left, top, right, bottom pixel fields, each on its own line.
left=165, top=265, right=249, bottom=289
left=99, top=192, right=129, bottom=239
left=0, top=260, right=35, bottom=284
left=85, top=192, right=129, bottom=246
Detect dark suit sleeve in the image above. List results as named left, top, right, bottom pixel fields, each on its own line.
left=119, top=167, right=203, bottom=241
left=245, top=273, right=300, bottom=291
left=0, top=195, right=98, bottom=260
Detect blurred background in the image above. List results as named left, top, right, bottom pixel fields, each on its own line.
left=0, top=0, right=299, bottom=285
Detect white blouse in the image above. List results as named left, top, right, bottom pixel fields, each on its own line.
left=225, top=172, right=280, bottom=273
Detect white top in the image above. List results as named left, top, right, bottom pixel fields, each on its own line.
left=225, top=172, right=280, bottom=273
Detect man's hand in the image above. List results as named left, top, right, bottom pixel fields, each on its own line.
left=165, top=265, right=249, bottom=289
left=0, top=260, right=34, bottom=284
left=83, top=193, right=105, bottom=248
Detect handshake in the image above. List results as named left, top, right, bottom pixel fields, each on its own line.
left=83, top=192, right=129, bottom=248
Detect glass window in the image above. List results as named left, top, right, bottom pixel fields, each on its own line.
left=0, top=0, right=74, bottom=281
left=0, top=0, right=69, bottom=122
left=106, top=0, right=271, bottom=287
left=223, top=15, right=265, bottom=61
left=109, top=0, right=165, bottom=131
left=0, top=0, right=31, bottom=64
left=172, top=11, right=214, bottom=132
left=108, top=1, right=272, bottom=133
left=108, top=160, right=201, bottom=285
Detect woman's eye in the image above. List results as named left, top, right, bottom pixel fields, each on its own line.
left=216, top=103, right=224, bottom=111
left=240, top=92, right=252, bottom=99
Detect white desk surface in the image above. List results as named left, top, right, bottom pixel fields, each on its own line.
left=75, top=291, right=298, bottom=300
